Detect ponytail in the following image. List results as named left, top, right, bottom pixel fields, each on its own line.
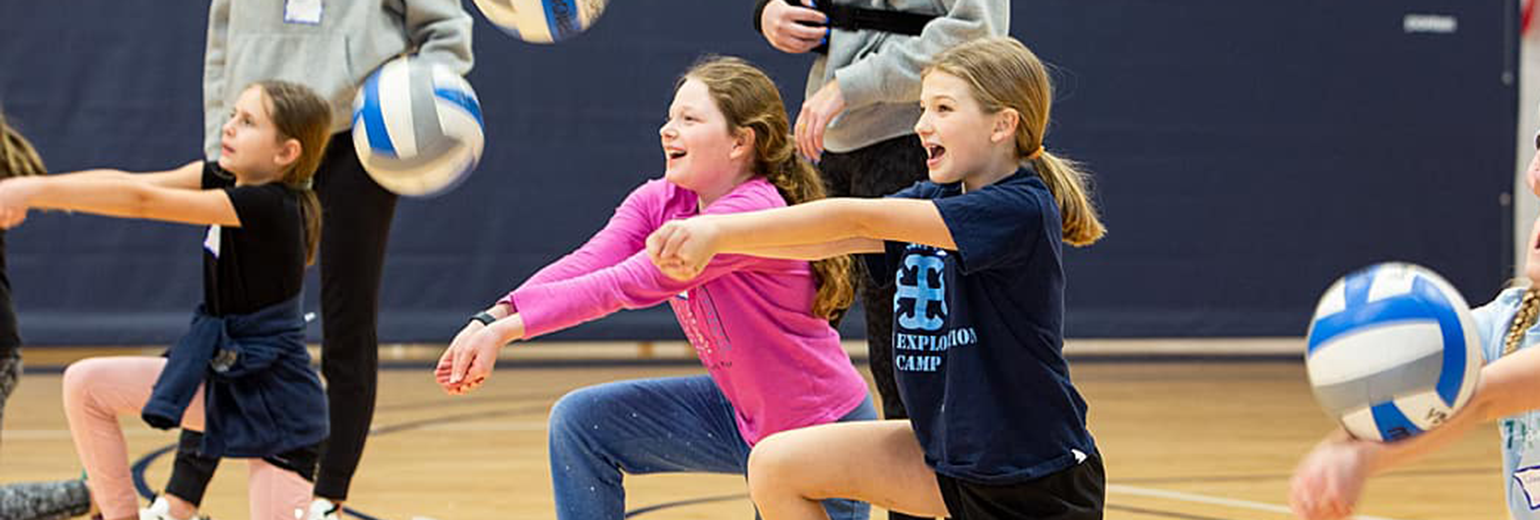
left=1029, top=150, right=1104, bottom=247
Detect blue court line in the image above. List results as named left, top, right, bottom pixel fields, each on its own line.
left=127, top=402, right=734, bottom=520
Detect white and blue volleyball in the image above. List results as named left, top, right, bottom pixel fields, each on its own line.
left=1305, top=262, right=1482, bottom=442
left=471, top=0, right=609, bottom=44
left=351, top=56, right=484, bottom=197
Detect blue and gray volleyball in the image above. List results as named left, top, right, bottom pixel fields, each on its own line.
left=351, top=57, right=484, bottom=197
left=1305, top=262, right=1483, bottom=442
left=472, top=0, right=609, bottom=44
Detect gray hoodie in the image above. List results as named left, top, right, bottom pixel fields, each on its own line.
left=806, top=0, right=1009, bottom=153
left=203, top=0, right=474, bottom=159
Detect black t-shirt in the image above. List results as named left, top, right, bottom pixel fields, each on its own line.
left=200, top=163, right=306, bottom=316
left=873, top=167, right=1097, bottom=484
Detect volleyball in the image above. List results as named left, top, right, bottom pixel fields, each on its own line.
left=1304, top=262, right=1483, bottom=442
left=471, top=0, right=609, bottom=44
left=351, top=56, right=484, bottom=197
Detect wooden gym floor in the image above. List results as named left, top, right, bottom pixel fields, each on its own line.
left=0, top=340, right=1506, bottom=520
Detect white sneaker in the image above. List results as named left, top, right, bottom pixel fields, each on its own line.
left=139, top=496, right=181, bottom=520
left=139, top=495, right=209, bottom=520
left=306, top=498, right=341, bottom=520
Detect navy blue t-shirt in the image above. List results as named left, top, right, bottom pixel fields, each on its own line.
left=873, top=167, right=1097, bottom=484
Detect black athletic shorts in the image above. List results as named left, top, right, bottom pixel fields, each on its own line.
left=935, top=455, right=1105, bottom=520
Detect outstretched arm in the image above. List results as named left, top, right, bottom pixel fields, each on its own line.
left=0, top=161, right=238, bottom=228
left=647, top=198, right=949, bottom=280
left=747, top=237, right=884, bottom=260
left=1289, top=344, right=1540, bottom=519
left=52, top=161, right=205, bottom=189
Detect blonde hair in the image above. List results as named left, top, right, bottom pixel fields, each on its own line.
left=679, top=56, right=854, bottom=320
left=1504, top=286, right=1540, bottom=356
left=0, top=109, right=46, bottom=180
left=252, top=81, right=331, bottom=266
left=926, top=37, right=1106, bottom=247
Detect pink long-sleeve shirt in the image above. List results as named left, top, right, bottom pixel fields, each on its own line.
left=502, top=177, right=869, bottom=445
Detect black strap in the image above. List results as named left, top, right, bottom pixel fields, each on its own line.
left=820, top=3, right=935, bottom=36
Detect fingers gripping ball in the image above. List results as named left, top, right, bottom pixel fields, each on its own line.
left=472, top=0, right=610, bottom=44
left=1305, top=262, right=1483, bottom=442
left=352, top=56, right=484, bottom=197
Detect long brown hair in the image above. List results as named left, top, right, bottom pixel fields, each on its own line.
left=926, top=37, right=1106, bottom=247
left=253, top=80, right=330, bottom=265
left=679, top=56, right=854, bottom=320
left=0, top=109, right=46, bottom=179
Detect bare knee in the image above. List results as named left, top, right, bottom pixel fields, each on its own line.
left=747, top=430, right=810, bottom=502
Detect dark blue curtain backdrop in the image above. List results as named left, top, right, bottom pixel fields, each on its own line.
left=0, top=1, right=1518, bottom=345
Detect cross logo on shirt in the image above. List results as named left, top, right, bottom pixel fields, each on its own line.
left=896, top=254, right=946, bottom=332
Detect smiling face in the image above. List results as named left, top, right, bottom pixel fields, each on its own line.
left=217, top=86, right=297, bottom=183
left=659, top=78, right=752, bottom=202
left=914, top=71, right=1018, bottom=188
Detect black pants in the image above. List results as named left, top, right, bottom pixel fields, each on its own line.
left=818, top=134, right=930, bottom=520
left=0, top=230, right=20, bottom=434
left=168, top=133, right=398, bottom=502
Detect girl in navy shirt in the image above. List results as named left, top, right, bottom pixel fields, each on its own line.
left=647, top=36, right=1108, bottom=520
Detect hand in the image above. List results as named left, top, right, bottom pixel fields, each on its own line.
left=0, top=178, right=38, bottom=229
left=434, top=323, right=500, bottom=395
left=646, top=218, right=721, bottom=281
left=761, top=0, right=828, bottom=54
left=795, top=80, right=846, bottom=162
left=1288, top=435, right=1378, bottom=520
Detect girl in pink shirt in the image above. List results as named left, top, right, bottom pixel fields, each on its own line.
left=435, top=57, right=876, bottom=520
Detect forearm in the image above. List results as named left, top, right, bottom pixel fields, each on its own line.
left=46, top=169, right=132, bottom=182
left=710, top=198, right=949, bottom=253
left=712, top=199, right=879, bottom=252
left=1471, top=343, right=1540, bottom=420
left=483, top=312, right=525, bottom=345
left=1360, top=349, right=1540, bottom=473
left=18, top=176, right=159, bottom=218
left=738, top=238, right=882, bottom=260
left=1356, top=397, right=1487, bottom=475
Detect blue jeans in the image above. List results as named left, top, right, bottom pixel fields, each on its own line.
left=548, top=375, right=877, bottom=520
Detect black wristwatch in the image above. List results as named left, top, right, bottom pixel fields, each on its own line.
left=469, top=311, right=497, bottom=326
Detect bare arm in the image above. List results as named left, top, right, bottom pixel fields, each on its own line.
left=741, top=237, right=884, bottom=260
left=1289, top=344, right=1540, bottom=519
left=1365, top=344, right=1540, bottom=470
left=54, top=161, right=205, bottom=189
left=0, top=163, right=238, bottom=228
left=646, top=198, right=948, bottom=280
left=677, top=198, right=951, bottom=253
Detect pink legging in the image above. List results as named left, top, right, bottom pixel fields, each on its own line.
left=62, top=356, right=311, bottom=520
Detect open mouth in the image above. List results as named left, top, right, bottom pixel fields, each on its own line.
left=666, top=149, right=687, bottom=160
left=924, top=143, right=946, bottom=163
